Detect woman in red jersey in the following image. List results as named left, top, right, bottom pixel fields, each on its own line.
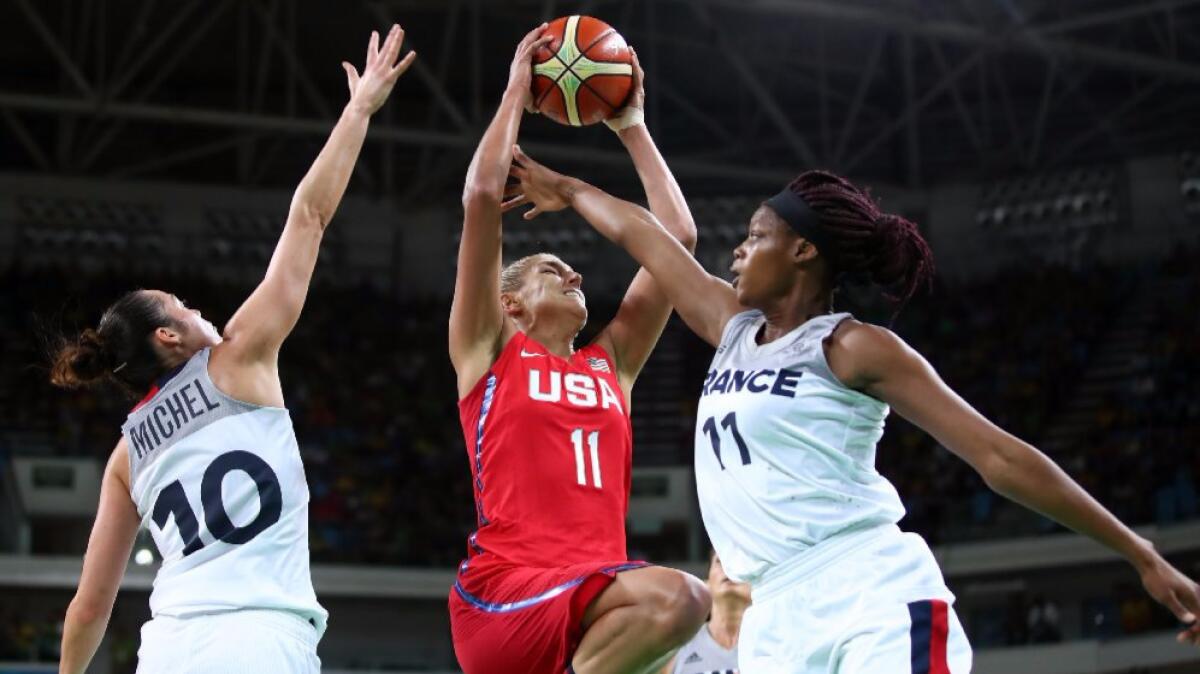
left=447, top=25, right=711, bottom=674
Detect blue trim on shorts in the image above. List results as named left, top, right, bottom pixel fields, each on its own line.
left=908, top=600, right=933, bottom=674
left=454, top=562, right=645, bottom=614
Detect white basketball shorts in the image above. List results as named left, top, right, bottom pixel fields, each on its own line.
left=738, top=525, right=973, bottom=674
left=136, top=608, right=321, bottom=674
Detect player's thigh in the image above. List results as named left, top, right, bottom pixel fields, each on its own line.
left=836, top=600, right=972, bottom=674
left=580, top=565, right=707, bottom=629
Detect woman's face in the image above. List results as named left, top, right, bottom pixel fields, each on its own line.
left=150, top=290, right=222, bottom=350
left=729, top=206, right=801, bottom=308
left=505, top=254, right=588, bottom=329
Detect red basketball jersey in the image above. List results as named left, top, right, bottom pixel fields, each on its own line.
left=457, top=332, right=632, bottom=573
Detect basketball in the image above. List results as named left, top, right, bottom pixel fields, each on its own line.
left=531, top=15, right=633, bottom=126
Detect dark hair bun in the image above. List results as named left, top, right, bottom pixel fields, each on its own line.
left=786, top=169, right=934, bottom=311
left=50, top=328, right=115, bottom=389
left=869, top=212, right=935, bottom=302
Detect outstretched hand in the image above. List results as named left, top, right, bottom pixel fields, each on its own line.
left=1139, top=554, right=1200, bottom=646
left=604, top=47, right=645, bottom=132
left=342, top=24, right=417, bottom=116
left=502, top=145, right=576, bottom=220
left=507, top=24, right=555, bottom=109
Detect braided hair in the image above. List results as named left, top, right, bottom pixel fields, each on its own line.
left=788, top=170, right=934, bottom=308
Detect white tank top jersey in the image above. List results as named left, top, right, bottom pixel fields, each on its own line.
left=121, top=348, right=327, bottom=632
left=670, top=623, right=739, bottom=674
left=694, top=311, right=907, bottom=585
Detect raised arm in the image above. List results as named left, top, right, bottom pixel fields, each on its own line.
left=506, top=148, right=740, bottom=348
left=827, top=321, right=1200, bottom=647
left=449, top=25, right=552, bottom=396
left=59, top=441, right=140, bottom=674
left=220, top=25, right=415, bottom=368
left=588, top=49, right=698, bottom=389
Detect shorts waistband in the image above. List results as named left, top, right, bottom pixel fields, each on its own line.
left=751, top=524, right=899, bottom=605
left=153, top=608, right=322, bottom=645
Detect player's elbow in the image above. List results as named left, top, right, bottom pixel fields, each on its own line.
left=288, top=199, right=331, bottom=232
left=461, top=169, right=507, bottom=209
left=676, top=221, right=698, bottom=253
left=66, top=595, right=111, bottom=627
left=976, top=441, right=1022, bottom=497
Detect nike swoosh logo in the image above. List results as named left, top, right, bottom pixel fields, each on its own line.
left=520, top=350, right=545, bottom=358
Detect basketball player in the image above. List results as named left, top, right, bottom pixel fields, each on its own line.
left=50, top=26, right=415, bottom=674
left=503, top=156, right=1200, bottom=671
left=448, top=26, right=709, bottom=674
left=661, top=552, right=750, bottom=674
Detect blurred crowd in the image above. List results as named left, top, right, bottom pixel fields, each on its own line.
left=0, top=244, right=1197, bottom=568
left=877, top=245, right=1200, bottom=544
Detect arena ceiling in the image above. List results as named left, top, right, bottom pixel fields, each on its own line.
left=2, top=0, right=1199, bottom=202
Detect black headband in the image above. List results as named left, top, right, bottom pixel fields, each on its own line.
left=764, top=188, right=838, bottom=269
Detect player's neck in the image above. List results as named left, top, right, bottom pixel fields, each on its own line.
left=757, top=286, right=829, bottom=345
left=522, top=323, right=577, bottom=359
left=707, top=603, right=746, bottom=650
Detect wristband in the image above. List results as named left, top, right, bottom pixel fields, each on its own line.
left=604, top=106, right=645, bottom=132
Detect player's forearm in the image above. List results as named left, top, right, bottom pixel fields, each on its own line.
left=290, top=104, right=371, bottom=231
left=565, top=179, right=662, bottom=250
left=984, top=437, right=1157, bottom=571
left=59, top=599, right=111, bottom=674
left=617, top=125, right=697, bottom=250
left=464, top=90, right=526, bottom=203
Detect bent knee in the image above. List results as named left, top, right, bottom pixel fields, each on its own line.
left=645, top=571, right=711, bottom=645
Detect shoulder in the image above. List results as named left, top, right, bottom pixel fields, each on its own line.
left=824, top=319, right=917, bottom=389
left=107, top=437, right=132, bottom=489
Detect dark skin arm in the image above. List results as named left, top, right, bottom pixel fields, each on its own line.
left=826, top=319, right=1200, bottom=646
left=505, top=150, right=740, bottom=349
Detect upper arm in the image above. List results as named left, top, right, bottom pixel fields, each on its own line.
left=606, top=208, right=740, bottom=349
left=221, top=206, right=325, bottom=364
left=594, top=267, right=676, bottom=389
left=828, top=322, right=1011, bottom=476
left=448, top=194, right=509, bottom=393
left=74, top=440, right=140, bottom=612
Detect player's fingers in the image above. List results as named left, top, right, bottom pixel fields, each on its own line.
left=522, top=34, right=554, bottom=60
left=1163, top=589, right=1194, bottom=624
left=513, top=144, right=537, bottom=168
left=630, top=46, right=643, bottom=79
left=500, top=195, right=527, bottom=212
left=1178, top=620, right=1200, bottom=646
left=366, top=30, right=380, bottom=66
left=524, top=205, right=542, bottom=220
left=520, top=22, right=548, bottom=48
left=342, top=62, right=360, bottom=94
left=382, top=24, right=403, bottom=66
left=391, top=50, right=417, bottom=78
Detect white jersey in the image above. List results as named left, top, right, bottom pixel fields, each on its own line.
left=694, top=311, right=906, bottom=585
left=122, top=349, right=327, bottom=632
left=671, top=623, right=739, bottom=674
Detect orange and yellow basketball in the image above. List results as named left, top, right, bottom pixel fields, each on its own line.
left=531, top=16, right=633, bottom=127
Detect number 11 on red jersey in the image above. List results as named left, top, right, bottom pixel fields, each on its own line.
left=571, top=428, right=602, bottom=489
